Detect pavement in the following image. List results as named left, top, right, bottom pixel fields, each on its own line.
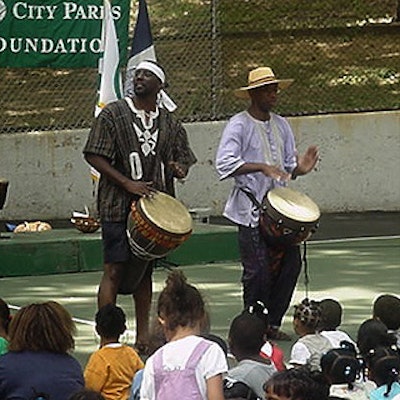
left=0, top=212, right=399, bottom=368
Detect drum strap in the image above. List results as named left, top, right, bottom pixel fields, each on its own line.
left=302, top=242, right=310, bottom=298
left=239, top=188, right=265, bottom=211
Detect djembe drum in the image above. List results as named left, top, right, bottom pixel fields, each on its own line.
left=127, top=191, right=193, bottom=260
left=259, top=187, right=320, bottom=247
left=118, top=191, right=193, bottom=294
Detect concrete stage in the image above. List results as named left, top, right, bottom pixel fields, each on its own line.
left=0, top=222, right=239, bottom=277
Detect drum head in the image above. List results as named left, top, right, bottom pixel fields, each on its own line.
left=139, top=191, right=192, bottom=235
left=267, top=187, right=320, bottom=223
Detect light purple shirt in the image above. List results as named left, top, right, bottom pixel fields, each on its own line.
left=216, top=111, right=297, bottom=227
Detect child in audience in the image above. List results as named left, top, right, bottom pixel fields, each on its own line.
left=263, top=367, right=330, bottom=400
left=247, top=301, right=286, bottom=371
left=84, top=303, right=144, bottom=400
left=366, top=346, right=400, bottom=400
left=129, top=312, right=228, bottom=400
left=0, top=297, right=10, bottom=355
left=140, top=269, right=227, bottom=400
left=373, top=294, right=400, bottom=347
left=0, top=301, right=84, bottom=400
left=320, top=342, right=375, bottom=399
left=317, top=298, right=357, bottom=348
left=289, top=298, right=333, bottom=371
left=224, top=311, right=277, bottom=400
left=356, top=318, right=397, bottom=359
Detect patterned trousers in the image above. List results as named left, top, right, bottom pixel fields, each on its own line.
left=238, top=224, right=302, bottom=328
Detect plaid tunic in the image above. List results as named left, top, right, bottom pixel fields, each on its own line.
left=83, top=98, right=197, bottom=222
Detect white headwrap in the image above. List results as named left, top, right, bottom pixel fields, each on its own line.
left=135, top=61, right=177, bottom=112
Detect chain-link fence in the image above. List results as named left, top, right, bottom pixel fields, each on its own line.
left=0, top=0, right=399, bottom=134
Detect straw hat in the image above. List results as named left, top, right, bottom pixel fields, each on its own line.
left=234, top=67, right=294, bottom=99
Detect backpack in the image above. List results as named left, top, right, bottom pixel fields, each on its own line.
left=223, top=378, right=260, bottom=400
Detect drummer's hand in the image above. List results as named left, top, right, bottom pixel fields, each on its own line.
left=169, top=161, right=188, bottom=179
left=261, top=164, right=291, bottom=182
left=297, top=145, right=320, bottom=175
left=124, top=180, right=156, bottom=197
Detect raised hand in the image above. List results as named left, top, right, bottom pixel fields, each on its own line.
left=297, top=145, right=320, bottom=175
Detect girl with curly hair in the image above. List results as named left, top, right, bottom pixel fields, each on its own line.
left=289, top=298, right=333, bottom=371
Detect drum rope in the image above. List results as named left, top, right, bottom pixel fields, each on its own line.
left=127, top=230, right=162, bottom=260
left=302, top=241, right=310, bottom=299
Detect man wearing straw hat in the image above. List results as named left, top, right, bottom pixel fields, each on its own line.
left=84, top=60, right=196, bottom=355
left=216, top=66, right=319, bottom=340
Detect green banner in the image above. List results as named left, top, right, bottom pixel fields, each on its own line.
left=0, top=0, right=130, bottom=68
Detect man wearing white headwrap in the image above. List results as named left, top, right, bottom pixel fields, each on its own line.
left=130, top=60, right=177, bottom=112
left=83, top=60, right=197, bottom=355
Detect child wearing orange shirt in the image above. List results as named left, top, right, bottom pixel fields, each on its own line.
left=84, top=304, right=144, bottom=400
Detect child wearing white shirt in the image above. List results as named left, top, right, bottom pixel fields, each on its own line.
left=140, top=270, right=227, bottom=400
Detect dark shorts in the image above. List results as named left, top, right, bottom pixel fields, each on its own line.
left=101, top=221, right=131, bottom=264
left=102, top=221, right=155, bottom=294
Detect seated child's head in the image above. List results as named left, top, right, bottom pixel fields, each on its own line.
left=263, top=367, right=329, bottom=400
left=317, top=298, right=342, bottom=331
left=95, top=303, right=126, bottom=340
left=228, top=311, right=266, bottom=359
left=9, top=301, right=76, bottom=354
left=293, top=298, right=321, bottom=336
left=321, top=341, right=361, bottom=387
left=366, top=345, right=400, bottom=392
left=0, top=298, right=11, bottom=337
left=357, top=318, right=397, bottom=358
left=157, top=269, right=205, bottom=337
left=373, top=294, right=400, bottom=331
left=247, top=300, right=270, bottom=331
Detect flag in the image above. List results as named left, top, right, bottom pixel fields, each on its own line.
left=124, top=0, right=176, bottom=111
left=124, top=0, right=156, bottom=97
left=92, top=0, right=123, bottom=183
left=95, top=0, right=123, bottom=117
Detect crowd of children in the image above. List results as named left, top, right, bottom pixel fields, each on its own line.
left=0, top=277, right=399, bottom=400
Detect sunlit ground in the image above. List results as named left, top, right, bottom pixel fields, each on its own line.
left=1, top=237, right=399, bottom=367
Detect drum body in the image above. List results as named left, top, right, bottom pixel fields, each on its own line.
left=259, top=187, right=320, bottom=246
left=127, top=191, right=193, bottom=260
